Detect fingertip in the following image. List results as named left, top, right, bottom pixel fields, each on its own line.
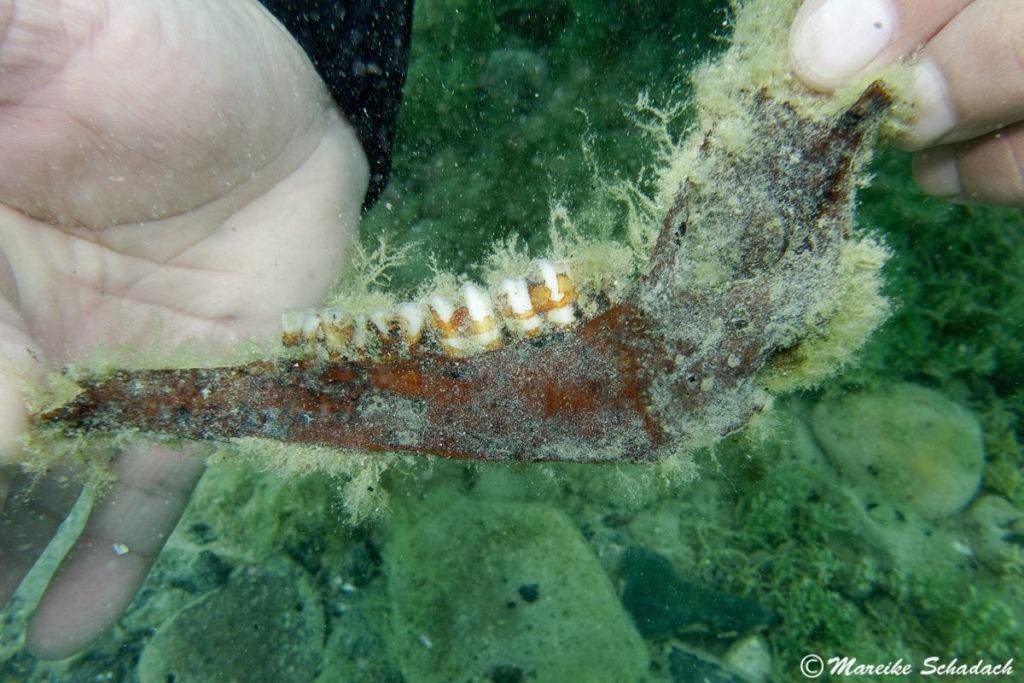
left=912, top=145, right=963, bottom=200
left=912, top=128, right=1024, bottom=208
left=26, top=542, right=150, bottom=660
left=26, top=597, right=103, bottom=661
left=25, top=619, right=87, bottom=661
left=790, top=0, right=895, bottom=92
left=898, top=59, right=958, bottom=150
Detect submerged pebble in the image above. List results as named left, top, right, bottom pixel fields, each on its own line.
left=386, top=489, right=649, bottom=681
left=619, top=546, right=776, bottom=638
left=811, top=383, right=985, bottom=519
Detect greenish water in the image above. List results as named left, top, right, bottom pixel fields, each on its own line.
left=3, top=0, right=1023, bottom=680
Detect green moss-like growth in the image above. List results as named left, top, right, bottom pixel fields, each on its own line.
left=693, top=416, right=1024, bottom=677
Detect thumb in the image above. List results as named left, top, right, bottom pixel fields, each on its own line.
left=789, top=0, right=966, bottom=92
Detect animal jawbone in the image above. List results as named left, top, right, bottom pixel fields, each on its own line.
left=35, top=83, right=894, bottom=464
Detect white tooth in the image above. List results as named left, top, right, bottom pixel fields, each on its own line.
left=321, top=309, right=355, bottom=356
left=369, top=309, right=391, bottom=336
left=396, top=302, right=425, bottom=341
left=352, top=314, right=369, bottom=348
left=428, top=294, right=455, bottom=325
left=532, top=259, right=565, bottom=303
left=546, top=305, right=576, bottom=327
left=440, top=336, right=469, bottom=356
left=301, top=312, right=322, bottom=337
left=474, top=328, right=500, bottom=346
left=519, top=316, right=542, bottom=335
left=497, top=277, right=533, bottom=316
left=461, top=283, right=493, bottom=323
left=281, top=310, right=305, bottom=335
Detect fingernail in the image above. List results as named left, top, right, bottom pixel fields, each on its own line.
left=790, top=0, right=894, bottom=90
left=912, top=146, right=962, bottom=199
left=901, top=59, right=958, bottom=149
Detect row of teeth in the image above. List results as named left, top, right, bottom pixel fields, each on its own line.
left=282, top=259, right=580, bottom=359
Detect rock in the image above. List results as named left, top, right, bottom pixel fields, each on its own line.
left=724, top=634, right=773, bottom=683
left=668, top=646, right=746, bottom=683
left=386, top=488, right=649, bottom=682
left=137, top=566, right=324, bottom=682
left=964, top=495, right=1024, bottom=573
left=811, top=383, right=984, bottom=519
left=620, top=547, right=776, bottom=639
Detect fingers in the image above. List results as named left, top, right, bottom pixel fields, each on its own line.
left=900, top=0, right=1024, bottom=149
left=26, top=443, right=205, bottom=660
left=790, top=0, right=970, bottom=92
left=791, top=0, right=1024, bottom=206
left=0, top=465, right=82, bottom=605
left=912, top=122, right=1024, bottom=206
left=791, top=0, right=1024, bottom=147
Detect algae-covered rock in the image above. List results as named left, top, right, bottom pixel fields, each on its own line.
left=620, top=546, right=776, bottom=638
left=386, top=488, right=648, bottom=682
left=137, top=566, right=324, bottom=682
left=964, top=495, right=1024, bottom=573
left=724, top=634, right=773, bottom=683
left=811, top=383, right=984, bottom=519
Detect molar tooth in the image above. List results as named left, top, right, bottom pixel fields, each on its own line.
left=281, top=310, right=306, bottom=346
left=321, top=308, right=355, bottom=356
left=369, top=309, right=391, bottom=337
left=532, top=259, right=565, bottom=304
left=462, top=283, right=494, bottom=325
left=461, top=283, right=500, bottom=349
left=428, top=295, right=457, bottom=335
left=528, top=260, right=578, bottom=313
left=498, top=277, right=532, bottom=316
left=371, top=308, right=413, bottom=357
left=440, top=336, right=469, bottom=356
left=496, top=277, right=542, bottom=337
left=301, top=311, right=323, bottom=342
left=545, top=305, right=576, bottom=328
left=428, top=295, right=466, bottom=356
left=396, top=302, right=425, bottom=345
left=528, top=260, right=579, bottom=328
left=351, top=314, right=370, bottom=352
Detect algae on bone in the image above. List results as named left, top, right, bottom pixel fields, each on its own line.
left=336, top=0, right=899, bottom=396
left=26, top=0, right=904, bottom=481
left=612, top=0, right=900, bottom=453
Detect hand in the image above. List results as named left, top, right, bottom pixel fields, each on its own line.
left=0, top=0, right=367, bottom=659
left=790, top=0, right=1024, bottom=207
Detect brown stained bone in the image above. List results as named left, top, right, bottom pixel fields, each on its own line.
left=48, top=307, right=661, bottom=462
left=35, top=83, right=892, bottom=463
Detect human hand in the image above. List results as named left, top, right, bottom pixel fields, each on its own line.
left=790, top=0, right=1024, bottom=207
left=0, top=0, right=367, bottom=659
